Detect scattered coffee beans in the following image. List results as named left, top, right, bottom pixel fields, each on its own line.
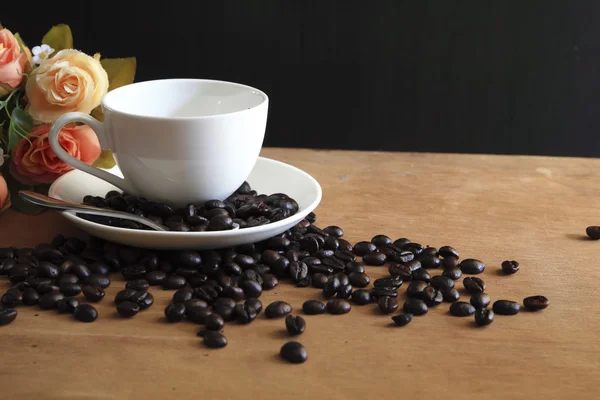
left=523, top=295, right=549, bottom=311
left=377, top=295, right=399, bottom=314
left=474, top=308, right=494, bottom=326
left=302, top=300, right=326, bottom=315
left=501, top=260, right=520, bottom=274
left=117, top=301, right=140, bottom=318
left=57, top=298, right=80, bottom=314
left=391, top=313, right=412, bottom=327
left=0, top=308, right=17, bottom=325
left=285, top=315, right=306, bottom=335
left=441, top=287, right=460, bottom=303
left=403, top=298, right=428, bottom=316
left=463, top=277, right=486, bottom=294
left=449, top=301, right=476, bottom=317
left=586, top=226, right=600, bottom=240
left=350, top=289, right=372, bottom=305
left=280, top=341, right=307, bottom=363
left=326, top=299, right=351, bottom=315
left=265, top=301, right=292, bottom=318
left=492, top=300, right=521, bottom=315
left=459, top=259, right=485, bottom=274
left=82, top=285, right=105, bottom=302
left=205, top=313, right=225, bottom=330
left=203, top=331, right=227, bottom=348
left=164, top=303, right=186, bottom=322
left=470, top=293, right=491, bottom=309
left=74, top=304, right=98, bottom=322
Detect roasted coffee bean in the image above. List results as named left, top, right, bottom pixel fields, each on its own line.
left=175, top=267, right=201, bottom=279
left=303, top=256, right=323, bottom=267
left=406, top=280, right=429, bottom=298
left=411, top=268, right=431, bottom=282
left=501, top=260, right=520, bottom=274
left=311, top=273, right=328, bottom=289
left=391, top=313, right=413, bottom=327
left=288, top=261, right=308, bottom=282
left=205, top=313, right=225, bottom=330
left=221, top=285, right=245, bottom=302
left=265, top=301, right=292, bottom=318
left=302, top=299, right=326, bottom=315
left=172, top=288, right=194, bottom=304
left=322, top=225, right=343, bottom=237
left=363, top=251, right=386, bottom=266
left=308, top=265, right=334, bottom=276
left=12, top=281, right=30, bottom=292
left=74, top=304, right=98, bottom=322
left=371, top=286, right=398, bottom=298
left=0, top=308, right=18, bottom=326
left=211, top=298, right=234, bottom=311
left=430, top=275, right=455, bottom=290
left=442, top=267, right=462, bottom=280
left=338, top=239, right=353, bottom=252
left=459, top=259, right=485, bottom=274
left=374, top=276, right=403, bottom=288
left=83, top=274, right=111, bottom=289
left=121, top=265, right=147, bottom=280
left=336, top=284, right=352, bottom=299
left=145, top=270, right=168, bottom=286
left=114, top=289, right=137, bottom=305
left=186, top=299, right=209, bottom=311
left=378, top=295, right=399, bottom=314
left=586, top=226, right=600, bottom=240
left=285, top=315, right=306, bottom=335
left=403, top=298, right=428, bottom=315
left=335, top=250, right=356, bottom=263
left=36, top=282, right=59, bottom=295
left=405, top=259, right=422, bottom=272
left=449, top=301, right=476, bottom=317
left=0, top=258, right=16, bottom=275
left=242, top=269, right=264, bottom=285
left=126, top=279, right=150, bottom=292
left=523, top=295, right=549, bottom=311
left=437, top=245, right=458, bottom=259
left=331, top=272, right=349, bottom=286
left=442, top=257, right=459, bottom=268
left=322, top=276, right=341, bottom=298
left=474, top=308, right=494, bottom=326
left=0, top=247, right=15, bottom=259
left=8, top=265, right=29, bottom=283
left=261, top=250, right=281, bottom=266
left=59, top=283, right=82, bottom=297
left=350, top=289, right=372, bottom=305
left=89, top=262, right=110, bottom=276
left=240, top=278, right=262, bottom=298
left=162, top=275, right=187, bottom=290
left=296, top=276, right=311, bottom=287
left=353, top=241, right=377, bottom=256
left=117, top=301, right=140, bottom=318
left=207, top=214, right=233, bottom=231
left=380, top=245, right=414, bottom=263
left=421, top=247, right=438, bottom=257
left=463, top=277, right=486, bottom=293
left=22, top=288, right=40, bottom=305
left=164, top=303, right=186, bottom=322
left=271, top=257, right=290, bottom=278
left=392, top=238, right=411, bottom=248
left=176, top=251, right=202, bottom=269
left=245, top=298, right=263, bottom=314
left=2, top=288, right=23, bottom=307
left=82, top=286, right=105, bottom=302
left=262, top=274, right=279, bottom=290
left=39, top=291, right=65, bottom=310
left=323, top=236, right=339, bottom=251
left=419, top=255, right=441, bottom=269
left=470, top=293, right=491, bottom=309
left=345, top=261, right=365, bottom=274
left=37, top=262, right=60, bottom=279
left=235, top=303, right=257, bottom=324
left=194, top=286, right=219, bottom=304
left=422, top=286, right=443, bottom=307
left=186, top=305, right=212, bottom=324
left=280, top=341, right=307, bottom=363
left=267, top=237, right=290, bottom=251
left=71, top=264, right=91, bottom=280
left=55, top=274, right=79, bottom=287
left=440, top=287, right=460, bottom=303
left=388, top=263, right=412, bottom=280
left=348, top=272, right=370, bottom=288
left=57, top=298, right=79, bottom=314
left=371, top=234, right=392, bottom=247
left=136, top=292, right=153, bottom=310
left=326, top=299, right=351, bottom=315
left=321, top=256, right=345, bottom=272
left=300, top=237, right=320, bottom=254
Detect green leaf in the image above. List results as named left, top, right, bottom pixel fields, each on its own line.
left=41, top=24, right=73, bottom=53
left=7, top=107, right=33, bottom=152
left=93, top=149, right=116, bottom=169
left=13, top=32, right=27, bottom=53
left=101, top=57, right=137, bottom=92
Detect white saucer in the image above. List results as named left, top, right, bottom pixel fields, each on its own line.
left=48, top=157, right=322, bottom=250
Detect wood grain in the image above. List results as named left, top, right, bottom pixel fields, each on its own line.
left=0, top=148, right=598, bottom=400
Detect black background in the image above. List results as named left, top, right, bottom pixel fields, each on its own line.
left=3, top=0, right=600, bottom=157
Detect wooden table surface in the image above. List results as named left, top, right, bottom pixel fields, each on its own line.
left=1, top=148, right=599, bottom=400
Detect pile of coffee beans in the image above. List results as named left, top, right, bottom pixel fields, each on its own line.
left=0, top=205, right=549, bottom=364
left=79, top=181, right=299, bottom=231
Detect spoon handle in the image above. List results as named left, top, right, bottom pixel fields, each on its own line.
left=18, top=190, right=168, bottom=231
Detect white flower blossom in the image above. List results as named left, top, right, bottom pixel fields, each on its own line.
left=32, top=44, right=55, bottom=65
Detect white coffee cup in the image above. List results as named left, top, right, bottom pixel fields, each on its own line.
left=48, top=78, right=269, bottom=207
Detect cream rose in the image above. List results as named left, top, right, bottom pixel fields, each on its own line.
left=26, top=49, right=108, bottom=122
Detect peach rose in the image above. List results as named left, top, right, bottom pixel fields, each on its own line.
left=0, top=28, right=29, bottom=96
left=26, top=49, right=108, bottom=122
left=11, top=123, right=101, bottom=184
left=0, top=174, right=8, bottom=210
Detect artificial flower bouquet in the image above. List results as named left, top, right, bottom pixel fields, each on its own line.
left=0, top=23, right=135, bottom=214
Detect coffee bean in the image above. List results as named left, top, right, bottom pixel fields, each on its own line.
left=363, top=251, right=386, bottom=266
left=378, top=295, right=399, bottom=314
left=300, top=237, right=320, bottom=254
left=338, top=239, right=353, bottom=252
left=492, top=300, right=520, bottom=315
left=8, top=265, right=29, bottom=283
left=205, top=313, right=225, bottom=330
left=322, top=277, right=341, bottom=298
left=39, top=292, right=65, bottom=310
left=586, top=226, right=600, bottom=240
left=207, top=214, right=233, bottom=231
left=2, top=288, right=23, bottom=307
left=145, top=270, right=167, bottom=286
left=459, top=259, right=485, bottom=274
left=262, top=274, right=279, bottom=290
left=74, top=304, right=98, bottom=322
left=326, top=299, right=351, bottom=315
left=335, top=284, right=352, bottom=299
left=285, top=315, right=306, bottom=335
left=114, top=289, right=137, bottom=305
left=71, top=264, right=91, bottom=280
left=405, top=259, right=422, bottom=272
left=36, top=282, right=59, bottom=295
left=267, top=237, right=290, bottom=250
left=0, top=308, right=17, bottom=325
left=422, top=286, right=443, bottom=307
left=186, top=305, right=212, bottom=324
left=374, top=276, right=403, bottom=288
left=353, top=241, right=377, bottom=256
left=474, top=308, right=494, bottom=326
left=449, top=301, right=476, bottom=316
left=371, top=287, right=398, bottom=298
left=162, top=275, right=187, bottom=290
left=203, top=331, right=227, bottom=348
left=117, top=301, right=140, bottom=318
left=138, top=292, right=154, bottom=310
left=406, top=281, right=429, bottom=298
left=240, top=279, right=263, bottom=298
left=501, top=260, right=520, bottom=274
left=12, top=281, right=30, bottom=292
left=470, top=293, right=491, bottom=309
left=419, top=255, right=441, bottom=269
left=388, top=263, right=412, bottom=280
left=391, top=313, right=413, bottom=327
left=440, top=287, right=460, bottom=303
left=371, top=234, right=392, bottom=248
left=83, top=274, right=111, bottom=289
left=402, top=242, right=425, bottom=256
left=348, top=272, right=370, bottom=288
left=37, top=262, right=60, bottom=279
left=345, top=261, right=365, bottom=274
left=89, top=261, right=111, bottom=276
left=311, top=273, right=328, bottom=289
left=22, top=288, right=40, bottom=305
left=0, top=247, right=15, bottom=259
left=280, top=341, right=307, bottom=363
left=265, top=301, right=292, bottom=318
left=321, top=257, right=345, bottom=272
left=323, top=225, right=344, bottom=237
left=333, top=272, right=350, bottom=286
left=288, top=261, right=308, bottom=283
left=245, top=298, right=262, bottom=314
left=55, top=274, right=77, bottom=287
left=463, top=277, right=486, bottom=293
left=380, top=245, right=415, bottom=263
left=323, top=236, right=339, bottom=252
left=439, top=246, right=459, bottom=259
left=430, top=275, right=455, bottom=290
left=235, top=303, right=257, bottom=324
left=351, top=289, right=372, bottom=305
left=82, top=286, right=105, bottom=302
left=221, top=285, right=245, bottom=302
left=442, top=257, right=459, bottom=268
left=442, top=267, right=462, bottom=281
left=523, top=295, right=549, bottom=311
left=126, top=279, right=150, bottom=292
left=411, top=268, right=431, bottom=282
left=403, top=298, right=428, bottom=315
left=164, top=303, right=186, bottom=322
left=57, top=298, right=79, bottom=314
left=302, top=300, right=326, bottom=315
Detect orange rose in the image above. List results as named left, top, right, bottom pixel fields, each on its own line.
left=25, top=49, right=108, bottom=122
left=11, top=124, right=101, bottom=184
left=0, top=28, right=29, bottom=96
left=0, top=174, right=8, bottom=210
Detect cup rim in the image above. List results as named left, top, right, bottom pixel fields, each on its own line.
left=101, top=78, right=268, bottom=120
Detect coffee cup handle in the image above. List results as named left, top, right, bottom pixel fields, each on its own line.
left=48, top=112, right=140, bottom=196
